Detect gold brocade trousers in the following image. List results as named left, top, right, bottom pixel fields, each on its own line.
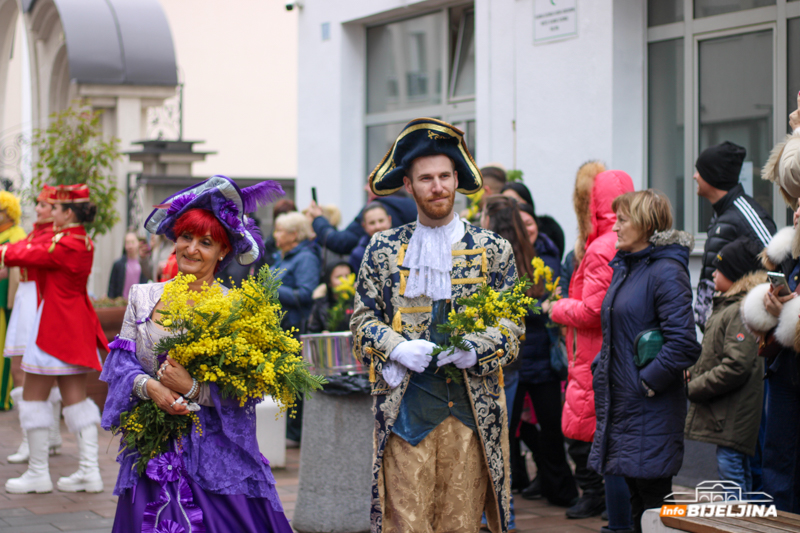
left=382, top=415, right=489, bottom=533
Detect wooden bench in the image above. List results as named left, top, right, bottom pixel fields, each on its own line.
left=656, top=509, right=800, bottom=532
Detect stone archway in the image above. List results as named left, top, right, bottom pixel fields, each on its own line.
left=0, top=0, right=179, bottom=296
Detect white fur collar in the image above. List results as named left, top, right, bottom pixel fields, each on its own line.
left=766, top=226, right=796, bottom=265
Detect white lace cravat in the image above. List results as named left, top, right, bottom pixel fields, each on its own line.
left=403, top=213, right=464, bottom=300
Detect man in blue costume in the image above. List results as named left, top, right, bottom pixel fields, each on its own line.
left=351, top=118, right=522, bottom=533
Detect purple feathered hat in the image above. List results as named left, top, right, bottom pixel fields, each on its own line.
left=144, top=175, right=285, bottom=270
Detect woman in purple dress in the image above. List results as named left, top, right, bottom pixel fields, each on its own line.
left=100, top=176, right=292, bottom=533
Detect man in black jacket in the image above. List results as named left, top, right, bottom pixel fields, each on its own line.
left=694, top=141, right=776, bottom=329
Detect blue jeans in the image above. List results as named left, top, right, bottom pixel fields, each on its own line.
left=605, top=474, right=632, bottom=530
left=763, top=352, right=800, bottom=512
left=717, top=446, right=752, bottom=496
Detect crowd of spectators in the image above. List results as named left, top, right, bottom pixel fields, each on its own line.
left=103, top=101, right=800, bottom=532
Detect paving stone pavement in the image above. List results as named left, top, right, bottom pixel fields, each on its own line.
left=0, top=408, right=611, bottom=532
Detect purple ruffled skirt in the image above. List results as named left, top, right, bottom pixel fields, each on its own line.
left=111, top=474, right=293, bottom=533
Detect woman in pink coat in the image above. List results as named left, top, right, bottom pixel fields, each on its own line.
left=546, top=161, right=634, bottom=520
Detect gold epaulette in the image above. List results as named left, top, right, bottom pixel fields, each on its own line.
left=49, top=232, right=93, bottom=252
left=48, top=233, right=65, bottom=253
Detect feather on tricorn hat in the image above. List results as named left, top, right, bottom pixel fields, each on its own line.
left=145, top=175, right=284, bottom=270
left=368, top=118, right=483, bottom=196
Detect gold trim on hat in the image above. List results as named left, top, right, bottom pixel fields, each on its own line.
left=369, top=118, right=482, bottom=196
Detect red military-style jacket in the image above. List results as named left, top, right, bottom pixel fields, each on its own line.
left=1, top=224, right=107, bottom=371
left=19, top=221, right=55, bottom=302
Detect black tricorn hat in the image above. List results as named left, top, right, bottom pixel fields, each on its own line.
left=368, top=118, right=483, bottom=196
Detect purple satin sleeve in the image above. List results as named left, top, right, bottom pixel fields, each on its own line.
left=99, top=337, right=147, bottom=495
left=100, top=337, right=143, bottom=432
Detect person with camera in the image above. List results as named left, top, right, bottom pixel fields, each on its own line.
left=739, top=93, right=800, bottom=512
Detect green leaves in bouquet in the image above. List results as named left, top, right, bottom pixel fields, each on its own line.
left=114, top=402, right=194, bottom=476
left=430, top=277, right=539, bottom=385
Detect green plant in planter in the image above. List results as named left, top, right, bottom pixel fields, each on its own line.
left=29, top=103, right=121, bottom=238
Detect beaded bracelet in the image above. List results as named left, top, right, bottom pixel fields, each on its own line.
left=186, top=378, right=199, bottom=400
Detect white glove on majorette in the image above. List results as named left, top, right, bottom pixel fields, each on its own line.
left=436, top=344, right=477, bottom=369
left=389, top=339, right=436, bottom=373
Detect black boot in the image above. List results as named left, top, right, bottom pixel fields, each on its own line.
left=521, top=476, right=542, bottom=500
left=565, top=492, right=606, bottom=519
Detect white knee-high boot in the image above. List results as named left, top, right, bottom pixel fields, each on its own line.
left=57, top=398, right=103, bottom=493
left=8, top=387, right=63, bottom=463
left=5, top=400, right=53, bottom=493
left=7, top=387, right=29, bottom=463
left=48, top=387, right=62, bottom=455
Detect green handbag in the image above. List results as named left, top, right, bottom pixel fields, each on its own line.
left=634, top=329, right=663, bottom=368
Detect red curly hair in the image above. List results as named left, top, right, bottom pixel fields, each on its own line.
left=173, top=209, right=231, bottom=252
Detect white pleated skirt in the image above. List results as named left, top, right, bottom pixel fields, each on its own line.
left=3, top=281, right=37, bottom=357
left=20, top=301, right=101, bottom=376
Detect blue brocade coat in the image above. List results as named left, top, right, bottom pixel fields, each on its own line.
left=350, top=221, right=523, bottom=533
left=589, top=230, right=701, bottom=479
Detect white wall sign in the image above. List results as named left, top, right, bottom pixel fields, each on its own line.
left=534, top=0, right=577, bottom=44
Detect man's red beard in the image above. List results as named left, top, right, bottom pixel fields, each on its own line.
left=409, top=186, right=455, bottom=221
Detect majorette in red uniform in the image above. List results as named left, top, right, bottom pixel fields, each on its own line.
left=5, top=186, right=56, bottom=358
left=2, top=184, right=109, bottom=495
left=5, top=185, right=60, bottom=465
left=1, top=185, right=108, bottom=372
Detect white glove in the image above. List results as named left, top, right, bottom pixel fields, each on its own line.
left=389, top=339, right=436, bottom=373
left=381, top=361, right=406, bottom=388
left=436, top=344, right=477, bottom=369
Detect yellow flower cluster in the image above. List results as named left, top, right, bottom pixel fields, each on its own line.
left=465, top=188, right=485, bottom=220
left=156, top=270, right=323, bottom=414
left=332, top=273, right=356, bottom=298
left=531, top=257, right=562, bottom=301
left=532, top=257, right=553, bottom=285
left=443, top=278, right=536, bottom=338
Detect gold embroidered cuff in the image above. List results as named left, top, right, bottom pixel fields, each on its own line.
left=479, top=348, right=504, bottom=365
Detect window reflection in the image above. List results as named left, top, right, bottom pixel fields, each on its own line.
left=648, top=0, right=684, bottom=26
left=698, top=30, right=773, bottom=231
left=366, top=12, right=444, bottom=114
left=449, top=7, right=475, bottom=98
left=694, top=0, right=776, bottom=19
left=648, top=39, right=685, bottom=229
left=366, top=122, right=408, bottom=180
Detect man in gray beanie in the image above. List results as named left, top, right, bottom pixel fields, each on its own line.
left=694, top=140, right=776, bottom=330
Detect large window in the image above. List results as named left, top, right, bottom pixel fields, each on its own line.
left=698, top=30, right=773, bottom=230
left=365, top=6, right=476, bottom=181
left=648, top=39, right=685, bottom=229
left=647, top=1, right=800, bottom=235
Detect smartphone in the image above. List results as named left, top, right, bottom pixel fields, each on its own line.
left=768, top=271, right=791, bottom=297
left=311, top=187, right=317, bottom=204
